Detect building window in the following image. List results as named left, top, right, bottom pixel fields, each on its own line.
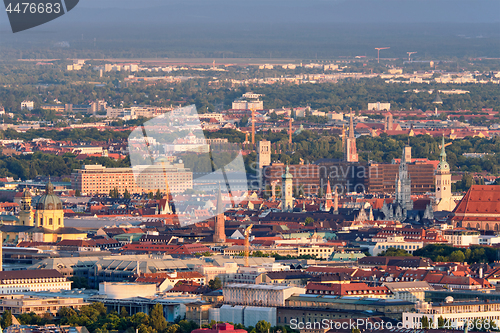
left=49, top=218, right=53, bottom=226
left=40, top=218, right=43, bottom=226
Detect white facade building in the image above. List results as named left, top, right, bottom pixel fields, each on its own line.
left=368, top=102, right=390, bottom=111
left=21, top=101, right=35, bottom=111
left=223, top=284, right=305, bottom=307
left=370, top=235, right=423, bottom=256
left=0, top=270, right=71, bottom=294
left=403, top=299, right=500, bottom=329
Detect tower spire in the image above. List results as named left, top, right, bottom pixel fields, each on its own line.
left=214, top=184, right=226, bottom=243
left=349, top=109, right=354, bottom=138
left=440, top=135, right=447, bottom=162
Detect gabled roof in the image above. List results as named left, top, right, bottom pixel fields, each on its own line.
left=453, top=185, right=500, bottom=217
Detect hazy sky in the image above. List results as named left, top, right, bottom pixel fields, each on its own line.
left=71, top=0, right=499, bottom=23
left=0, top=0, right=498, bottom=59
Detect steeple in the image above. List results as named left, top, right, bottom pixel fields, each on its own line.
left=395, top=143, right=413, bottom=211
left=281, top=165, right=294, bottom=212
left=333, top=186, right=339, bottom=214
left=349, top=109, right=354, bottom=138
left=440, top=135, right=447, bottom=162
left=344, top=110, right=358, bottom=162
left=434, top=135, right=453, bottom=212
left=213, top=185, right=226, bottom=243
left=325, top=179, right=332, bottom=211
left=46, top=178, right=54, bottom=195
left=216, top=184, right=224, bottom=215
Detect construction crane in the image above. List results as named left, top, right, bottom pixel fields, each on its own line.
left=285, top=117, right=293, bottom=144
left=251, top=108, right=256, bottom=145
left=244, top=224, right=253, bottom=267
left=375, top=47, right=390, bottom=63
left=407, top=52, right=417, bottom=62
left=271, top=180, right=279, bottom=201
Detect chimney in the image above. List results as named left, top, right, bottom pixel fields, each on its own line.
left=479, top=267, right=483, bottom=279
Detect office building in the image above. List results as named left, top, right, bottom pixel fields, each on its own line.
left=71, top=164, right=193, bottom=195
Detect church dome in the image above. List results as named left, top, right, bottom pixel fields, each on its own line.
left=36, top=181, right=62, bottom=210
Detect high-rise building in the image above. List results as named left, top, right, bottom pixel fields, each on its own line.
left=395, top=146, right=413, bottom=211
left=213, top=186, right=226, bottom=243
left=345, top=110, right=358, bottom=162
left=434, top=136, right=454, bottom=212
left=281, top=166, right=294, bottom=212
left=258, top=140, right=271, bottom=169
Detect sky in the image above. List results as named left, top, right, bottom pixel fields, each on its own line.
left=0, top=0, right=498, bottom=59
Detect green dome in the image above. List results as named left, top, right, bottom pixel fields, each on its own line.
left=36, top=181, right=62, bottom=210
left=154, top=156, right=170, bottom=164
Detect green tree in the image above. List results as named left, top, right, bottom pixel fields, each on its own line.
left=1, top=310, right=12, bottom=329
left=120, top=307, right=129, bottom=318
left=155, top=189, right=162, bottom=200
left=420, top=316, right=429, bottom=329
left=150, top=304, right=167, bottom=333
left=304, top=217, right=314, bottom=226
left=123, top=188, right=131, bottom=199
left=110, top=187, right=119, bottom=198
left=437, top=316, right=445, bottom=329
left=255, top=320, right=271, bottom=333
left=449, top=250, right=466, bottom=262
left=208, top=277, right=222, bottom=290
left=378, top=247, right=411, bottom=257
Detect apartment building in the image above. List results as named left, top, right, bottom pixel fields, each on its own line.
left=71, top=164, right=193, bottom=195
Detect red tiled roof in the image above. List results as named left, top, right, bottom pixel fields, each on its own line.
left=453, top=185, right=500, bottom=216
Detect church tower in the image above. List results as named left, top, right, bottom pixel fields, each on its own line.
left=213, top=185, right=226, bottom=243
left=257, top=140, right=271, bottom=169
left=324, top=179, right=332, bottom=211
left=34, top=180, right=65, bottom=232
left=281, top=166, right=294, bottom=212
left=345, top=110, right=358, bottom=162
left=18, top=188, right=34, bottom=226
left=395, top=145, right=413, bottom=210
left=434, top=136, right=455, bottom=211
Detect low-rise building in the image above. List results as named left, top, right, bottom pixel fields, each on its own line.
left=403, top=298, right=500, bottom=329
left=383, top=281, right=432, bottom=303
left=0, top=270, right=71, bottom=294
left=306, top=282, right=393, bottom=299
left=223, top=284, right=305, bottom=307
left=0, top=294, right=87, bottom=315
left=285, top=294, right=414, bottom=321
